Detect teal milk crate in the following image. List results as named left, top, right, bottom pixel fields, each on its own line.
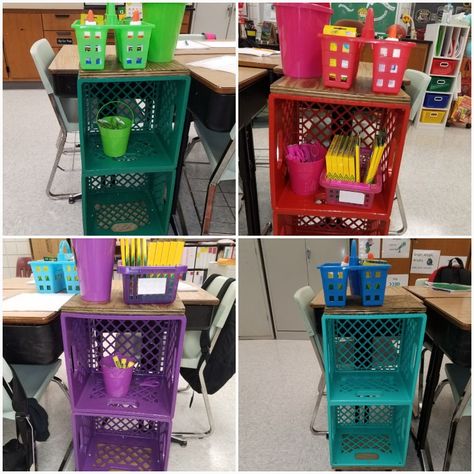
left=322, top=313, right=426, bottom=468
left=115, top=20, right=154, bottom=69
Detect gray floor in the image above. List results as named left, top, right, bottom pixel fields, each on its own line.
left=238, top=115, right=471, bottom=236
left=239, top=339, right=471, bottom=471
left=3, top=88, right=235, bottom=236
left=3, top=356, right=236, bottom=471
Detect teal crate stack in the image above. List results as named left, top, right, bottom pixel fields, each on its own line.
left=78, top=75, right=190, bottom=235
left=322, top=313, right=426, bottom=468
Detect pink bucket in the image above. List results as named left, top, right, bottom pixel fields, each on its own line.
left=287, top=158, right=325, bottom=196
left=276, top=3, right=333, bottom=79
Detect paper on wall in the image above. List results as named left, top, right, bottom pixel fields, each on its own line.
left=381, top=239, right=411, bottom=259
left=186, top=55, right=237, bottom=75
left=358, top=239, right=381, bottom=259
left=410, top=250, right=441, bottom=274
left=3, top=292, right=74, bottom=312
left=386, top=274, right=409, bottom=287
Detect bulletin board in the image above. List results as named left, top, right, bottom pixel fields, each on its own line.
left=330, top=3, right=399, bottom=34
left=413, top=3, right=471, bottom=30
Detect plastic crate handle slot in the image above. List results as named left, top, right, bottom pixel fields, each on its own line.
left=440, top=62, right=449, bottom=67
left=355, top=453, right=380, bottom=460
left=107, top=398, right=139, bottom=409
left=434, top=97, right=443, bottom=102
left=355, top=390, right=383, bottom=398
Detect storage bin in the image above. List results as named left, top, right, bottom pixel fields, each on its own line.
left=327, top=403, right=412, bottom=467
left=423, top=92, right=450, bottom=109
left=29, top=260, right=65, bottom=293
left=420, top=108, right=446, bottom=124
left=371, top=40, right=415, bottom=94
left=61, top=312, right=186, bottom=419
left=319, top=264, right=350, bottom=307
left=73, top=413, right=171, bottom=471
left=320, top=169, right=382, bottom=209
left=115, top=20, right=154, bottom=70
left=72, top=21, right=108, bottom=70
left=117, top=265, right=187, bottom=304
left=430, top=58, right=457, bottom=76
left=428, top=76, right=454, bottom=92
left=321, top=35, right=362, bottom=89
left=322, top=313, right=427, bottom=403
left=62, top=261, right=80, bottom=294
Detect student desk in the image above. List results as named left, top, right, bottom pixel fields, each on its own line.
left=238, top=52, right=282, bottom=83
left=405, top=285, right=471, bottom=300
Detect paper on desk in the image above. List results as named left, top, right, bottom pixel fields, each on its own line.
left=27, top=279, right=35, bottom=285
left=178, top=281, right=199, bottom=292
left=187, top=55, right=236, bottom=75
left=3, top=292, right=75, bottom=312
left=199, top=41, right=236, bottom=48
left=239, top=47, right=279, bottom=57
left=176, top=40, right=210, bottom=50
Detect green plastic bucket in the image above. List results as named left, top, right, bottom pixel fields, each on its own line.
left=97, top=101, right=134, bottom=158
left=142, top=3, right=186, bottom=63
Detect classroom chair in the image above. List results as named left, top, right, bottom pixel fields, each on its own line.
left=432, top=364, right=471, bottom=470
left=16, top=257, right=32, bottom=278
left=403, top=69, right=431, bottom=122
left=3, top=358, right=72, bottom=471
left=179, top=120, right=236, bottom=235
left=173, top=275, right=236, bottom=441
left=30, top=39, right=81, bottom=204
left=293, top=286, right=327, bottom=436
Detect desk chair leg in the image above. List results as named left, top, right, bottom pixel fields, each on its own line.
left=178, top=383, right=191, bottom=393
left=201, top=139, right=235, bottom=235
left=389, top=185, right=407, bottom=235
left=58, top=440, right=73, bottom=471
left=310, top=374, right=328, bottom=436
left=46, top=129, right=82, bottom=204
left=433, top=378, right=449, bottom=403
left=443, top=379, right=471, bottom=471
left=52, top=376, right=70, bottom=400
left=414, top=347, right=428, bottom=418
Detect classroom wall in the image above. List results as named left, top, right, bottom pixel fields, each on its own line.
left=3, top=238, right=32, bottom=279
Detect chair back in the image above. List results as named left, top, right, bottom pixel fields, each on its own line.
left=3, top=359, right=15, bottom=418
left=294, top=286, right=324, bottom=362
left=403, top=69, right=431, bottom=121
left=16, top=257, right=32, bottom=278
left=415, top=278, right=428, bottom=286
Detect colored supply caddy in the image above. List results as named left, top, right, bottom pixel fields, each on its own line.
left=61, top=278, right=186, bottom=470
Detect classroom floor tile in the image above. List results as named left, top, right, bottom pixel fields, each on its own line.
left=239, top=115, right=471, bottom=236
left=239, top=339, right=471, bottom=471
left=3, top=356, right=236, bottom=471
left=3, top=88, right=235, bottom=236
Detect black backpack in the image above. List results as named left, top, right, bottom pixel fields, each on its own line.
left=429, top=257, right=471, bottom=285
left=180, top=275, right=235, bottom=395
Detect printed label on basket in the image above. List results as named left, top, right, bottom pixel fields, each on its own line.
left=137, top=277, right=167, bottom=295
left=339, top=190, right=365, bottom=205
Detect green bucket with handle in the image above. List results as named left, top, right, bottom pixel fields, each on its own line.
left=142, top=3, right=186, bottom=63
left=97, top=101, right=134, bottom=158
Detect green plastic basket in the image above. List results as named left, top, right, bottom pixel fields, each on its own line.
left=72, top=20, right=109, bottom=70
left=82, top=171, right=176, bottom=235
left=115, top=20, right=154, bottom=70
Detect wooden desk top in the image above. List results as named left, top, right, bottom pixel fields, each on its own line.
left=238, top=52, right=281, bottom=70
left=176, top=43, right=235, bottom=56
left=271, top=61, right=410, bottom=104
left=174, top=53, right=236, bottom=95
left=3, top=278, right=219, bottom=324
left=425, top=297, right=471, bottom=331
left=311, top=287, right=425, bottom=314
left=405, top=285, right=471, bottom=300
left=239, top=67, right=267, bottom=89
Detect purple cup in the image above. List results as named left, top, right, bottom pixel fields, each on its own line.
left=72, top=238, right=116, bottom=303
left=101, top=355, right=134, bottom=398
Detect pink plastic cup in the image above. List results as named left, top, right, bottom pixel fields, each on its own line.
left=276, top=3, right=333, bottom=78
left=101, top=355, right=133, bottom=398
left=287, top=158, right=325, bottom=196
left=72, top=238, right=116, bottom=303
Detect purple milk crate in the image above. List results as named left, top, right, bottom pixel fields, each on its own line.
left=61, top=312, right=186, bottom=421
left=320, top=169, right=382, bottom=209
left=117, top=265, right=188, bottom=305
left=72, top=413, right=171, bottom=471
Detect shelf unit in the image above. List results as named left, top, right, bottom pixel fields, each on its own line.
left=78, top=67, right=190, bottom=235
left=416, top=22, right=470, bottom=127
left=269, top=77, right=411, bottom=235
left=61, top=306, right=186, bottom=471
left=322, top=312, right=426, bottom=468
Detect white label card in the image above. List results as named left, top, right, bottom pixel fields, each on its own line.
left=137, top=277, right=167, bottom=295
left=386, top=274, right=409, bottom=287
left=339, top=190, right=365, bottom=205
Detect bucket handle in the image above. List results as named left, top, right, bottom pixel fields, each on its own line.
left=58, top=240, right=73, bottom=261
left=96, top=100, right=135, bottom=126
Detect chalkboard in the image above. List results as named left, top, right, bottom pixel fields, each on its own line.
left=330, top=3, right=399, bottom=34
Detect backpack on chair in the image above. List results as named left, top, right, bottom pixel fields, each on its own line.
left=180, top=275, right=236, bottom=395
left=428, top=257, right=471, bottom=285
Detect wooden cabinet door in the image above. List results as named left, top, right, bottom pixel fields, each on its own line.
left=3, top=13, right=44, bottom=80
left=3, top=52, right=9, bottom=81
left=30, top=239, right=63, bottom=260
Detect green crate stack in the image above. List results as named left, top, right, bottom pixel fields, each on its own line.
left=78, top=75, right=190, bottom=235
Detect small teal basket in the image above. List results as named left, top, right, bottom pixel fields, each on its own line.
left=62, top=261, right=80, bottom=294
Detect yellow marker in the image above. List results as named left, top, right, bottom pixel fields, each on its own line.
left=121, top=357, right=127, bottom=368
left=155, top=242, right=164, bottom=266
left=148, top=242, right=156, bottom=267
left=125, top=239, right=130, bottom=266
left=175, top=241, right=185, bottom=265
left=120, top=239, right=125, bottom=266
left=137, top=238, right=141, bottom=266
left=161, top=241, right=170, bottom=266
left=355, top=136, right=360, bottom=182
left=127, top=361, right=135, bottom=369
left=142, top=239, right=147, bottom=266
left=113, top=355, right=121, bottom=368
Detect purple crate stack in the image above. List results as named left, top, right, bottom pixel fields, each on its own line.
left=61, top=312, right=186, bottom=471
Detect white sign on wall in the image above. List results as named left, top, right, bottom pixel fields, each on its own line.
left=382, top=239, right=411, bottom=259
left=358, top=239, right=381, bottom=259
left=410, top=250, right=441, bottom=274
left=386, top=274, right=409, bottom=287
